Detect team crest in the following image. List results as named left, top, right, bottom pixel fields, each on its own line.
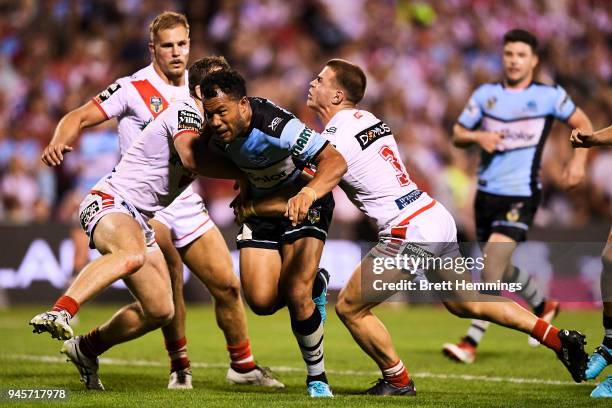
left=150, top=96, right=164, bottom=113
left=307, top=208, right=321, bottom=224
left=526, top=100, right=538, bottom=111
left=486, top=97, right=497, bottom=110
left=506, top=202, right=523, bottom=222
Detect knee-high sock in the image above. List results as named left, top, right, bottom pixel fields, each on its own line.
left=291, top=308, right=327, bottom=383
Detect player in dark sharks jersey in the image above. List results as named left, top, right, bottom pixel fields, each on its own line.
left=201, top=69, right=347, bottom=398
left=443, top=28, right=594, bottom=363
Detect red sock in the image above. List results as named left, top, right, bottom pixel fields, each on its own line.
left=52, top=295, right=79, bottom=317
left=531, top=318, right=561, bottom=352
left=79, top=327, right=111, bottom=359
left=165, top=337, right=190, bottom=372
left=227, top=339, right=256, bottom=373
left=382, top=360, right=411, bottom=388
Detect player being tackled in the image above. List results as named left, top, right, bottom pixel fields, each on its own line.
left=239, top=59, right=588, bottom=395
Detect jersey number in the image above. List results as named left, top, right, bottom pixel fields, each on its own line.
left=378, top=145, right=410, bottom=186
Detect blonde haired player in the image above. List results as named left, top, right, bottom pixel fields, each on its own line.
left=33, top=12, right=281, bottom=390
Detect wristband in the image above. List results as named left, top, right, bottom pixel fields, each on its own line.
left=300, top=186, right=317, bottom=202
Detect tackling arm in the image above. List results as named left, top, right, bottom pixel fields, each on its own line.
left=285, top=143, right=347, bottom=225
left=173, top=130, right=244, bottom=180
left=570, top=122, right=610, bottom=148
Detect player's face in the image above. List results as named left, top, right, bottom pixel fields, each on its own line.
left=307, top=66, right=339, bottom=109
left=151, top=26, right=190, bottom=80
left=203, top=91, right=250, bottom=143
left=502, top=41, right=538, bottom=86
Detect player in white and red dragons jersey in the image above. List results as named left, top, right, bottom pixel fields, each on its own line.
left=34, top=12, right=282, bottom=390
left=242, top=59, right=589, bottom=396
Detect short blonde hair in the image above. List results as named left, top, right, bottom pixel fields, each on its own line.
left=149, top=11, right=189, bottom=43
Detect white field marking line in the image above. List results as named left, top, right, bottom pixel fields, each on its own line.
left=9, top=354, right=591, bottom=387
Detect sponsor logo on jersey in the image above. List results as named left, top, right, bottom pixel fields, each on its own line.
left=79, top=200, right=100, bottom=230
left=94, top=83, right=121, bottom=104
left=498, top=128, right=538, bottom=147
left=178, top=110, right=202, bottom=131
left=291, top=127, right=314, bottom=156
left=486, top=96, right=497, bottom=110
left=246, top=170, right=288, bottom=183
left=242, top=156, right=296, bottom=189
left=150, top=96, right=164, bottom=113
left=268, top=117, right=283, bottom=131
left=394, top=190, right=423, bottom=210
left=324, top=126, right=337, bottom=134
left=355, top=121, right=392, bottom=150
left=525, top=100, right=537, bottom=111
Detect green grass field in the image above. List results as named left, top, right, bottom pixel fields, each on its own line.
left=0, top=304, right=609, bottom=407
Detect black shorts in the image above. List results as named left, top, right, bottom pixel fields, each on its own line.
left=475, top=190, right=540, bottom=242
left=236, top=192, right=334, bottom=250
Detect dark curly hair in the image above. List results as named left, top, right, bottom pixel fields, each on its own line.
left=200, top=69, right=247, bottom=101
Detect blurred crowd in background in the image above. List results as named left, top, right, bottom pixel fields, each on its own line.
left=0, top=0, right=610, bottom=240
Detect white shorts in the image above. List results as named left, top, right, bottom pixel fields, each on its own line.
left=371, top=196, right=460, bottom=276
left=78, top=189, right=156, bottom=250
left=152, top=188, right=214, bottom=248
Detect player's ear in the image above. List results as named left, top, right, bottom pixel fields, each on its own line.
left=194, top=85, right=202, bottom=101
left=531, top=53, right=539, bottom=70
left=333, top=89, right=344, bottom=105
left=238, top=96, right=249, bottom=114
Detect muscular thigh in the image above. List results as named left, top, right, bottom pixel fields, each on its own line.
left=123, top=249, right=171, bottom=309
left=240, top=247, right=281, bottom=299
left=93, top=213, right=147, bottom=255
left=150, top=219, right=184, bottom=280
left=179, top=225, right=237, bottom=290
left=280, top=237, right=324, bottom=289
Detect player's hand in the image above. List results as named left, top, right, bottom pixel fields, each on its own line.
left=41, top=143, right=74, bottom=166
left=562, top=159, right=586, bottom=190
left=284, top=190, right=315, bottom=226
left=570, top=128, right=598, bottom=148
left=475, top=131, right=503, bottom=153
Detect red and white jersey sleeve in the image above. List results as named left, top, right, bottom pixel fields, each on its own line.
left=91, top=64, right=190, bottom=155
left=96, top=98, right=202, bottom=217
left=322, top=109, right=425, bottom=231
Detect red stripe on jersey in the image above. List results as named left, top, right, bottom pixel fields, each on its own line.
left=91, top=98, right=110, bottom=120
left=173, top=129, right=198, bottom=140
left=390, top=199, right=437, bottom=239
left=131, top=79, right=169, bottom=119
left=90, top=190, right=114, bottom=201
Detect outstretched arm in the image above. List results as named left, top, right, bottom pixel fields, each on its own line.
left=42, top=101, right=107, bottom=166
left=570, top=123, right=612, bottom=148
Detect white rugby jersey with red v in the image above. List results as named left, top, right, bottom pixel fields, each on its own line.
left=322, top=109, right=458, bottom=264
left=92, top=64, right=213, bottom=247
